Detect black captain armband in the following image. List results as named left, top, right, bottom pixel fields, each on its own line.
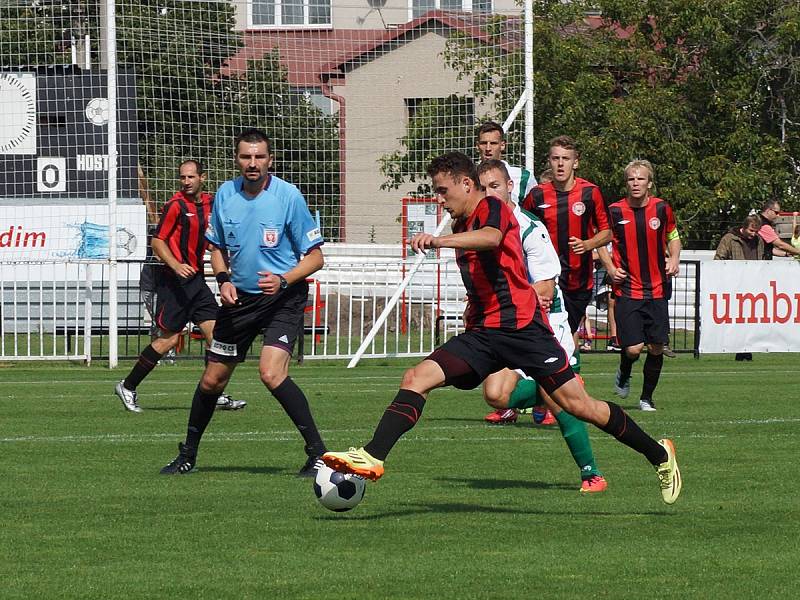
left=215, top=272, right=231, bottom=285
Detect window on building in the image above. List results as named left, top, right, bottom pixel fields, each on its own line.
left=410, top=0, right=492, bottom=20
left=251, top=0, right=331, bottom=27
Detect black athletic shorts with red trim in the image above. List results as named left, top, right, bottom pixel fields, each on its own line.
left=614, top=297, right=670, bottom=348
left=207, top=281, right=308, bottom=363
left=154, top=272, right=219, bottom=334
left=427, top=318, right=575, bottom=396
left=563, top=288, right=593, bottom=334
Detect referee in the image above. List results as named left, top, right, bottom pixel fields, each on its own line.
left=161, top=129, right=327, bottom=476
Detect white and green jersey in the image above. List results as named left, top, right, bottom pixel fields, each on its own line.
left=503, top=160, right=537, bottom=205
left=513, top=203, right=575, bottom=363
left=514, top=203, right=564, bottom=316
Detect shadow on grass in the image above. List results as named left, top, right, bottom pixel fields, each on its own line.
left=198, top=465, right=284, bottom=475
left=139, top=406, right=188, bottom=412
left=435, top=476, right=575, bottom=491
left=316, top=501, right=672, bottom=521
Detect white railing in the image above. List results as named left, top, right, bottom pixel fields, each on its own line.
left=0, top=261, right=94, bottom=362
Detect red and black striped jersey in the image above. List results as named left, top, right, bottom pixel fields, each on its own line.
left=522, top=178, right=609, bottom=292
left=153, top=191, right=213, bottom=272
left=455, top=196, right=541, bottom=330
left=608, top=196, right=677, bottom=300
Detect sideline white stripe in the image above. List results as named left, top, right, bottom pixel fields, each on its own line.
left=1, top=369, right=797, bottom=387
left=1, top=417, right=797, bottom=444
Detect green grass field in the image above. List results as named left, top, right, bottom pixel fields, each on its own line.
left=1, top=353, right=798, bottom=599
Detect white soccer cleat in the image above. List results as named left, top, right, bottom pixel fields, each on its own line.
left=114, top=380, right=142, bottom=413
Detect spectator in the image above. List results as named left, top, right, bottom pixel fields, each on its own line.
left=791, top=212, right=800, bottom=259
left=757, top=200, right=800, bottom=259
left=714, top=214, right=768, bottom=361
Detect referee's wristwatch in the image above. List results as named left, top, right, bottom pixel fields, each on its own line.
left=278, top=275, right=289, bottom=290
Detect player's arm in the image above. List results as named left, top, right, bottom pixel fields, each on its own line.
left=665, top=205, right=682, bottom=276
left=151, top=237, right=195, bottom=279
left=411, top=227, right=501, bottom=253
left=569, top=227, right=611, bottom=255
left=210, top=244, right=237, bottom=306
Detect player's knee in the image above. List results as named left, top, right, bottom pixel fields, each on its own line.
left=483, top=392, right=507, bottom=409
left=625, top=345, right=644, bottom=359
left=400, top=367, right=419, bottom=389
left=259, top=369, right=286, bottom=390
left=199, top=371, right=227, bottom=394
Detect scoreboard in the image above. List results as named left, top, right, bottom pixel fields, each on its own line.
left=0, top=66, right=138, bottom=199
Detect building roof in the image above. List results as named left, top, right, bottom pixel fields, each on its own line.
left=220, top=10, right=521, bottom=87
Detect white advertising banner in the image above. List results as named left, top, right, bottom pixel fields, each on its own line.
left=0, top=204, right=146, bottom=262
left=700, top=260, right=800, bottom=353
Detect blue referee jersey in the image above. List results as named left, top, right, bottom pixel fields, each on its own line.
left=206, top=175, right=324, bottom=294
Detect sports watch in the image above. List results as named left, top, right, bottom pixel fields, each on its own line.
left=278, top=275, right=288, bottom=290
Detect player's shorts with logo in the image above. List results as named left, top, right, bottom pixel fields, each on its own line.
left=208, top=281, right=308, bottom=363
left=614, top=296, right=670, bottom=347
left=428, top=316, right=574, bottom=396
left=562, top=288, right=593, bottom=334
left=154, top=271, right=219, bottom=333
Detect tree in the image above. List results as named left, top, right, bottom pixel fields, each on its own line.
left=380, top=0, right=800, bottom=248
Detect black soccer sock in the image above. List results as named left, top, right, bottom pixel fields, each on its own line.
left=271, top=377, right=326, bottom=457
left=184, top=385, right=219, bottom=452
left=599, top=401, right=667, bottom=466
left=619, top=352, right=637, bottom=381
left=641, top=352, right=664, bottom=401
left=123, top=344, right=163, bottom=390
left=364, top=389, right=426, bottom=461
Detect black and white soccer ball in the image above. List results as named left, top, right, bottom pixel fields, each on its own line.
left=313, top=465, right=366, bottom=512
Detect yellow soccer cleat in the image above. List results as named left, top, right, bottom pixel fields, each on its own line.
left=655, top=439, right=682, bottom=504
left=322, top=447, right=385, bottom=482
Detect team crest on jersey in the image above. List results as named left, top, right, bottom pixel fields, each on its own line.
left=649, top=217, right=661, bottom=230
left=263, top=228, right=280, bottom=247
left=572, top=201, right=586, bottom=216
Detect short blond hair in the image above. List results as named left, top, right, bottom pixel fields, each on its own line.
left=624, top=159, right=655, bottom=183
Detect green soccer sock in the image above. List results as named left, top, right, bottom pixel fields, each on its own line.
left=571, top=349, right=581, bottom=374
left=556, top=409, right=602, bottom=480
left=508, top=378, right=538, bottom=410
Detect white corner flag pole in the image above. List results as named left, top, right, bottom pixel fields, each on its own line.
left=347, top=212, right=452, bottom=368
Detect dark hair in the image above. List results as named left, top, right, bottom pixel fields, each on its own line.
left=427, top=151, right=479, bottom=185
left=477, top=121, right=505, bottom=139
left=477, top=159, right=511, bottom=182
left=761, top=199, right=780, bottom=213
left=548, top=135, right=579, bottom=156
left=234, top=128, right=271, bottom=153
left=742, top=215, right=760, bottom=230
left=179, top=159, right=204, bottom=175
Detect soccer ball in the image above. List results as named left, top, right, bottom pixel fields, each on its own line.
left=313, top=465, right=366, bottom=512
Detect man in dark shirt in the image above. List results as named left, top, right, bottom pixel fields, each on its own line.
left=601, top=160, right=681, bottom=411
left=114, top=160, right=245, bottom=412
left=322, top=152, right=682, bottom=505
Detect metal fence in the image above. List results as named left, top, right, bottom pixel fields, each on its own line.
left=0, top=257, right=701, bottom=362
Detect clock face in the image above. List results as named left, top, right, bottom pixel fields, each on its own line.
left=0, top=72, right=37, bottom=155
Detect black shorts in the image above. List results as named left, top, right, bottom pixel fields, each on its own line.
left=614, top=297, right=670, bottom=348
left=563, top=289, right=593, bottom=333
left=154, top=273, right=219, bottom=334
left=207, top=282, right=308, bottom=363
left=428, top=318, right=574, bottom=395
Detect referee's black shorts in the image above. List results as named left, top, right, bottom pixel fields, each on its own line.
left=614, top=296, right=670, bottom=348
left=154, top=273, right=218, bottom=334
left=427, top=317, right=575, bottom=396
left=208, top=281, right=308, bottom=363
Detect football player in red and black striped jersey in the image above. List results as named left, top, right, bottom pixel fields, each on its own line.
left=601, top=160, right=682, bottom=411
left=114, top=160, right=245, bottom=413
left=522, top=136, right=611, bottom=366
left=322, top=152, right=682, bottom=504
